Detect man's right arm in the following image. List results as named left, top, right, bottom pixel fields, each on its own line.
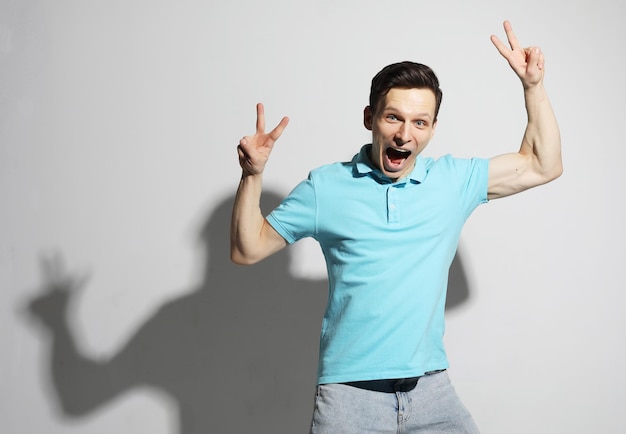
left=231, top=173, right=287, bottom=264
left=230, top=103, right=289, bottom=265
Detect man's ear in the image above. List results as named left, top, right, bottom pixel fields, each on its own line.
left=363, top=106, right=373, bottom=130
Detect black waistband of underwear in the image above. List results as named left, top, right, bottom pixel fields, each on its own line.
left=343, top=369, right=446, bottom=393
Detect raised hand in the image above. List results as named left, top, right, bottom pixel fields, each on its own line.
left=28, top=253, right=89, bottom=329
left=491, top=20, right=545, bottom=89
left=237, top=103, right=289, bottom=177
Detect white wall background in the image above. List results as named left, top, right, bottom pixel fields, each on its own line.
left=2, top=0, right=625, bottom=433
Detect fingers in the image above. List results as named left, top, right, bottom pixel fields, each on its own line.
left=39, top=253, right=89, bottom=292
left=237, top=141, right=246, bottom=158
left=490, top=34, right=510, bottom=58
left=502, top=20, right=520, bottom=50
left=254, top=103, right=289, bottom=139
left=40, top=253, right=63, bottom=281
left=490, top=20, right=520, bottom=60
left=237, top=137, right=251, bottom=165
left=491, top=20, right=545, bottom=81
left=268, top=116, right=289, bottom=141
left=528, top=46, right=545, bottom=71
left=256, top=103, right=265, bottom=134
left=520, top=47, right=545, bottom=88
left=239, top=104, right=289, bottom=163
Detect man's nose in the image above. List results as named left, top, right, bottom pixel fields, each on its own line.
left=395, top=123, right=411, bottom=145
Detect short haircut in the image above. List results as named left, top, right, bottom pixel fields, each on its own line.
left=369, top=61, right=443, bottom=121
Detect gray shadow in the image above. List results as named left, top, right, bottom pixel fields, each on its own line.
left=447, top=252, right=471, bottom=310
left=24, top=191, right=472, bottom=433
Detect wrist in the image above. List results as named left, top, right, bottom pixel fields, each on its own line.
left=523, top=82, right=548, bottom=101
left=240, top=171, right=264, bottom=184
left=523, top=80, right=545, bottom=92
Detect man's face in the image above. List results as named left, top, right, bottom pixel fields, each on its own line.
left=364, top=87, right=438, bottom=181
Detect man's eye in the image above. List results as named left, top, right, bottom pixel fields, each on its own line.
left=415, top=120, right=426, bottom=126
left=386, top=114, right=398, bottom=121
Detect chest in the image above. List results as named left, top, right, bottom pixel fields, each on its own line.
left=316, top=179, right=464, bottom=243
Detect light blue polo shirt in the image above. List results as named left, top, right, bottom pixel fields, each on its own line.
left=267, top=144, right=489, bottom=385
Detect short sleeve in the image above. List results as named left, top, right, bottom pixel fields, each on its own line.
left=447, top=156, right=490, bottom=216
left=266, top=174, right=317, bottom=244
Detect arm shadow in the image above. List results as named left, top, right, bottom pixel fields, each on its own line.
left=24, top=191, right=328, bottom=434
left=446, top=250, right=471, bottom=311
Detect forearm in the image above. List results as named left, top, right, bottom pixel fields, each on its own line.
left=51, top=331, right=117, bottom=415
left=230, top=173, right=283, bottom=264
left=231, top=173, right=264, bottom=263
left=520, top=83, right=563, bottom=181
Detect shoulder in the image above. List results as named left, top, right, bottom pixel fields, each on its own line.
left=309, top=160, right=354, bottom=180
left=425, top=154, right=489, bottom=175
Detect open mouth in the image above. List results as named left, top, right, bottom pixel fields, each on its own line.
left=386, top=147, right=411, bottom=165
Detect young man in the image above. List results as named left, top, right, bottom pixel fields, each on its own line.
left=231, top=21, right=561, bottom=433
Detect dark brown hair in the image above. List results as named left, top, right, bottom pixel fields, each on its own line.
left=369, top=61, right=443, bottom=121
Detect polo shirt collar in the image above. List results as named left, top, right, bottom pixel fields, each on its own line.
left=354, top=144, right=426, bottom=185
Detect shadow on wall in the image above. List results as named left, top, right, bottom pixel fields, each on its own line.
left=24, top=191, right=472, bottom=434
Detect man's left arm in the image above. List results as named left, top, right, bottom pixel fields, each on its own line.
left=487, top=21, right=562, bottom=200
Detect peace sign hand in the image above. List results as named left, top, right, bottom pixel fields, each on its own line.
left=491, top=20, right=545, bottom=89
left=237, top=103, right=289, bottom=177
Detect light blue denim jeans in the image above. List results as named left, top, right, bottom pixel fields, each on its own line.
left=309, top=371, right=480, bottom=433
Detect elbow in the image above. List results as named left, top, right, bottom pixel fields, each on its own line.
left=230, top=250, right=250, bottom=266
left=535, top=153, right=563, bottom=185
left=535, top=166, right=562, bottom=188
left=230, top=224, right=285, bottom=265
left=230, top=248, right=262, bottom=266
left=547, top=160, right=564, bottom=182
left=230, top=235, right=258, bottom=265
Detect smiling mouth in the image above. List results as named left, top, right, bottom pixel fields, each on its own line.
left=386, top=147, right=411, bottom=164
